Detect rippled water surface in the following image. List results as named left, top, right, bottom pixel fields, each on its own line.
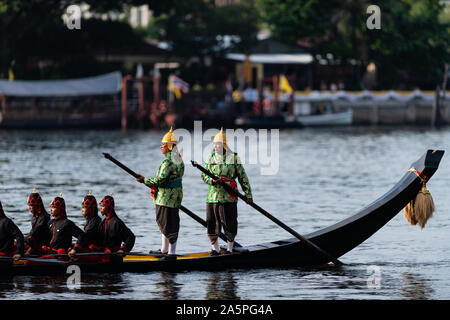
left=0, top=125, right=449, bottom=300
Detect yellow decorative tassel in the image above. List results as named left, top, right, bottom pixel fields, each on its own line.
left=403, top=168, right=435, bottom=229
left=403, top=199, right=417, bottom=226
left=413, top=184, right=435, bottom=229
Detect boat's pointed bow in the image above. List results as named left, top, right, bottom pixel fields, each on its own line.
left=411, top=149, right=445, bottom=180
left=301, top=149, right=445, bottom=265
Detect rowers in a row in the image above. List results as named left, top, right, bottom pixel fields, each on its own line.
left=0, top=191, right=135, bottom=262
left=0, top=127, right=253, bottom=261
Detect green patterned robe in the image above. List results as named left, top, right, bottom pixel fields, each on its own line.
left=202, top=152, right=252, bottom=203
left=144, top=152, right=184, bottom=208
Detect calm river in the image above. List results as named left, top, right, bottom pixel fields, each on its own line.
left=0, top=125, right=449, bottom=300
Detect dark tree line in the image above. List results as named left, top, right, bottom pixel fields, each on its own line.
left=1, top=0, right=448, bottom=89
left=258, top=0, right=450, bottom=89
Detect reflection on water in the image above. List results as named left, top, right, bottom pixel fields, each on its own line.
left=0, top=273, right=127, bottom=298
left=1, top=127, right=450, bottom=299
left=206, top=272, right=239, bottom=300
left=401, top=272, right=434, bottom=300
left=155, top=272, right=182, bottom=300
left=80, top=273, right=126, bottom=296
left=0, top=277, right=14, bottom=298
left=1, top=275, right=71, bottom=295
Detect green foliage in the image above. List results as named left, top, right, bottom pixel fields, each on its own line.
left=367, top=0, right=450, bottom=88
left=257, top=0, right=341, bottom=45
left=0, top=0, right=145, bottom=79
left=145, top=0, right=261, bottom=57
left=258, top=0, right=450, bottom=89
left=2, top=0, right=446, bottom=89
left=0, top=0, right=260, bottom=81
left=147, top=0, right=217, bottom=56
left=211, top=2, right=261, bottom=54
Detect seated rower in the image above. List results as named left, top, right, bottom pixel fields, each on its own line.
left=24, top=189, right=51, bottom=256
left=0, top=200, right=24, bottom=261
left=41, top=194, right=85, bottom=256
left=68, top=191, right=102, bottom=258
left=99, top=194, right=135, bottom=257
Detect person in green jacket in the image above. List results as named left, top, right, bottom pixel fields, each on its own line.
left=136, top=128, right=184, bottom=258
left=202, top=128, right=252, bottom=256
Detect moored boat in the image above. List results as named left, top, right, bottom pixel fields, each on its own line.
left=234, top=115, right=302, bottom=129
left=296, top=109, right=352, bottom=126
left=0, top=149, right=444, bottom=275
left=288, top=98, right=353, bottom=127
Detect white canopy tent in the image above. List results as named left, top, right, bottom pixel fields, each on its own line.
left=0, top=71, right=122, bottom=97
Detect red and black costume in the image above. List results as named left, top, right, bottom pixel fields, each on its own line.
left=75, top=193, right=102, bottom=251
left=0, top=202, right=24, bottom=257
left=25, top=191, right=51, bottom=251
left=99, top=195, right=135, bottom=253
left=42, top=195, right=84, bottom=255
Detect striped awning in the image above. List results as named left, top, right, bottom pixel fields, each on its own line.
left=226, top=53, right=313, bottom=64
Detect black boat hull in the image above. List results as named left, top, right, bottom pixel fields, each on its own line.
left=1, top=149, right=444, bottom=275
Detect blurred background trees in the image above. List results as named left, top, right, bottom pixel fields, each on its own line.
left=258, top=0, right=450, bottom=89
left=0, top=0, right=448, bottom=89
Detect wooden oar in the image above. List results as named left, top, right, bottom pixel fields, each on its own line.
left=0, top=252, right=187, bottom=264
left=102, top=152, right=242, bottom=248
left=191, top=160, right=344, bottom=266
left=0, top=255, right=69, bottom=264
left=0, top=256, right=16, bottom=262
left=52, top=252, right=188, bottom=258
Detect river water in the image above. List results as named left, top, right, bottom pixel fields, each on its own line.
left=0, top=125, right=449, bottom=300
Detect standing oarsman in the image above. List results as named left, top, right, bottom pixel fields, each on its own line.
left=99, top=194, right=135, bottom=257
left=42, top=193, right=85, bottom=255
left=0, top=200, right=24, bottom=261
left=25, top=189, right=51, bottom=256
left=202, top=128, right=252, bottom=255
left=68, top=191, right=102, bottom=258
left=136, top=127, right=184, bottom=259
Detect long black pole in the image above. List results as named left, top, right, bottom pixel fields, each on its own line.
left=191, top=160, right=343, bottom=266
left=102, top=153, right=241, bottom=248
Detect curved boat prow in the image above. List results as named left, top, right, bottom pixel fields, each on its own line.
left=411, top=149, right=445, bottom=175
left=2, top=151, right=445, bottom=275
left=299, top=149, right=445, bottom=265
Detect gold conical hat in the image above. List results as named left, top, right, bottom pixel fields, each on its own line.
left=162, top=127, right=177, bottom=150
left=213, top=128, right=227, bottom=145
left=162, top=127, right=177, bottom=143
